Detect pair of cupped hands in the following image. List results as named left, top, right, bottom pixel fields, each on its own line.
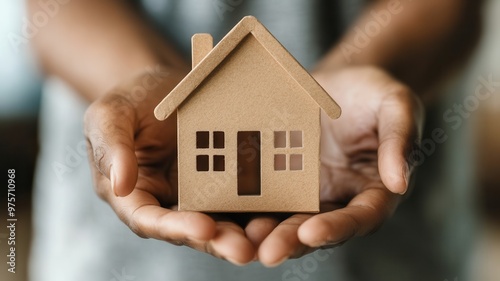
left=84, top=65, right=423, bottom=267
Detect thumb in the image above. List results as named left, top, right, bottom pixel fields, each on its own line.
left=84, top=94, right=138, bottom=197
left=377, top=89, right=423, bottom=195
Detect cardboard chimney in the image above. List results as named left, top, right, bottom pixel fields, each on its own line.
left=155, top=16, right=341, bottom=212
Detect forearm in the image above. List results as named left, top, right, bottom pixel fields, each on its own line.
left=28, top=0, right=188, bottom=101
left=316, top=0, right=483, bottom=96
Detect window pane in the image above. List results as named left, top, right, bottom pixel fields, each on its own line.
left=213, top=131, right=224, bottom=149
left=290, top=154, right=303, bottom=171
left=290, top=131, right=302, bottom=148
left=196, top=155, right=209, bottom=171
left=274, top=154, right=286, bottom=171
left=274, top=131, right=286, bottom=148
left=196, top=131, right=209, bottom=148
left=213, top=155, right=225, bottom=171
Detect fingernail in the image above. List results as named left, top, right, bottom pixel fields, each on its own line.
left=400, top=162, right=410, bottom=195
left=110, top=167, right=118, bottom=196
left=225, top=257, right=251, bottom=267
left=319, top=241, right=345, bottom=250
left=264, top=256, right=288, bottom=268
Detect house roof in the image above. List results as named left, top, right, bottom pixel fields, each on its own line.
left=154, top=16, right=341, bottom=121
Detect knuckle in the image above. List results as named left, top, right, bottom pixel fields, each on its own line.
left=103, top=93, right=136, bottom=119
left=84, top=94, right=135, bottom=130
left=93, top=145, right=107, bottom=174
left=388, top=86, right=414, bottom=108
left=131, top=227, right=148, bottom=239
left=389, top=85, right=423, bottom=115
left=127, top=210, right=148, bottom=239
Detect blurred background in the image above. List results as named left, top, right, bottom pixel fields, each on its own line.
left=0, top=2, right=41, bottom=281
left=0, top=1, right=499, bottom=281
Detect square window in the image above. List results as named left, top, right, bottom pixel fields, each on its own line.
left=196, top=131, right=209, bottom=148
left=290, top=131, right=303, bottom=148
left=213, top=155, right=225, bottom=171
left=196, top=155, right=209, bottom=171
left=290, top=154, right=303, bottom=171
left=274, top=154, right=286, bottom=171
left=213, top=131, right=225, bottom=149
left=274, top=131, right=286, bottom=148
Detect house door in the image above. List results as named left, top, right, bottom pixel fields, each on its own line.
left=237, top=131, right=261, bottom=196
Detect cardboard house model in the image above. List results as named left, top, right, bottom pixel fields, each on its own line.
left=154, top=16, right=341, bottom=212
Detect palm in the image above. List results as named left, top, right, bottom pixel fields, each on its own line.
left=319, top=70, right=387, bottom=205
left=86, top=71, right=256, bottom=264
left=86, top=66, right=422, bottom=267
left=253, top=67, right=423, bottom=265
left=133, top=99, right=178, bottom=206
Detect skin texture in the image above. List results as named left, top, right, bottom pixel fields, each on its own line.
left=29, top=0, right=482, bottom=267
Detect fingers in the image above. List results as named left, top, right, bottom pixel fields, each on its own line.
left=84, top=94, right=138, bottom=197
left=109, top=188, right=255, bottom=265
left=244, top=216, right=281, bottom=249
left=209, top=221, right=256, bottom=265
left=112, top=189, right=216, bottom=251
left=298, top=187, right=400, bottom=248
left=109, top=188, right=249, bottom=261
left=377, top=87, right=423, bottom=194
left=117, top=194, right=215, bottom=242
left=257, top=182, right=400, bottom=265
left=257, top=214, right=312, bottom=267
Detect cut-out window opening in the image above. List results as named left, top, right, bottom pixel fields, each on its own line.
left=196, top=131, right=225, bottom=172
left=290, top=131, right=303, bottom=148
left=289, top=154, right=302, bottom=170
left=274, top=131, right=286, bottom=148
left=213, top=131, right=225, bottom=149
left=196, top=155, right=209, bottom=171
left=274, top=154, right=286, bottom=171
left=273, top=130, right=303, bottom=171
left=196, top=131, right=209, bottom=148
left=213, top=155, right=225, bottom=171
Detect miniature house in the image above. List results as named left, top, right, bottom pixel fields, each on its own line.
left=155, top=16, right=341, bottom=212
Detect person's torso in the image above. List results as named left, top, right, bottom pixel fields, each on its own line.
left=139, top=0, right=357, bottom=68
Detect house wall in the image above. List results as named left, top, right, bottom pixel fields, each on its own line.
left=177, top=34, right=320, bottom=212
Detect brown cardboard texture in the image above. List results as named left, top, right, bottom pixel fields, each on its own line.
left=155, top=16, right=341, bottom=212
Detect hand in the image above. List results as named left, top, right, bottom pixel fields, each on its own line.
left=254, top=66, right=424, bottom=266
left=84, top=67, right=257, bottom=265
